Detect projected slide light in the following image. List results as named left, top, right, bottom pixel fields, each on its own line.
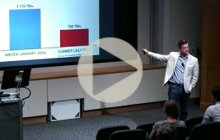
left=9, top=9, right=41, bottom=50
left=0, top=0, right=137, bottom=70
left=60, top=29, right=89, bottom=47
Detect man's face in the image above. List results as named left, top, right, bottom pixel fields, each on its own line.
left=179, top=43, right=189, bottom=56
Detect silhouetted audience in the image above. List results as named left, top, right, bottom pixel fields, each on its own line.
left=149, top=99, right=186, bottom=139
left=202, top=87, right=220, bottom=123
left=156, top=122, right=177, bottom=140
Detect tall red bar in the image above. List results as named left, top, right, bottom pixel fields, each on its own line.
left=60, top=29, right=88, bottom=47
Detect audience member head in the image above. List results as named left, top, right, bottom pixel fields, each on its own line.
left=164, top=99, right=180, bottom=119
left=212, top=87, right=220, bottom=102
left=156, top=122, right=177, bottom=140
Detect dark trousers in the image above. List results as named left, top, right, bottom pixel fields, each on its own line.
left=168, top=84, right=190, bottom=121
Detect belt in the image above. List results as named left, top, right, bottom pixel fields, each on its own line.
left=168, top=81, right=183, bottom=87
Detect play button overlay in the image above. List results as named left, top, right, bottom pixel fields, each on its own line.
left=77, top=37, right=143, bottom=103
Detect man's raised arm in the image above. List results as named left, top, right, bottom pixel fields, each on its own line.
left=142, top=49, right=169, bottom=62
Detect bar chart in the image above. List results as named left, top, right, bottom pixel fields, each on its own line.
left=0, top=0, right=99, bottom=62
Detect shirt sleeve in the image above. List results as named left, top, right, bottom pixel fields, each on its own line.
left=147, top=52, right=169, bottom=62
left=179, top=121, right=186, bottom=128
left=153, top=121, right=161, bottom=131
left=202, top=107, right=212, bottom=123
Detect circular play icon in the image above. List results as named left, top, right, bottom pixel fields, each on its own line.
left=77, top=37, right=143, bottom=103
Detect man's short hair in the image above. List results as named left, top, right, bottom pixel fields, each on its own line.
left=212, top=87, right=220, bottom=101
left=178, top=39, right=188, bottom=48
left=157, top=122, right=177, bottom=140
left=164, top=99, right=180, bottom=119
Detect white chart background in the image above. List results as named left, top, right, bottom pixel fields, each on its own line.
left=0, top=0, right=99, bottom=50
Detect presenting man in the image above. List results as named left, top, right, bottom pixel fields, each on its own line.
left=142, top=39, right=199, bottom=120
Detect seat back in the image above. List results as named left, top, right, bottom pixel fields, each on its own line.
left=136, top=122, right=154, bottom=137
left=175, top=127, right=187, bottom=140
left=150, top=127, right=186, bottom=140
left=188, top=122, right=220, bottom=140
left=150, top=131, right=157, bottom=140
left=96, top=125, right=129, bottom=140
left=110, top=129, right=146, bottom=140
left=185, top=116, right=203, bottom=136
